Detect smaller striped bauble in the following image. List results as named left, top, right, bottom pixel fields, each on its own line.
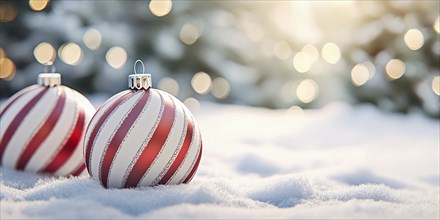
left=84, top=73, right=202, bottom=188
left=0, top=73, right=96, bottom=176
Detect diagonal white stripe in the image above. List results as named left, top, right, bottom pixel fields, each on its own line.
left=138, top=93, right=187, bottom=186
left=2, top=88, right=58, bottom=169
left=0, top=86, right=42, bottom=138
left=167, top=106, right=201, bottom=185
left=83, top=90, right=130, bottom=149
left=90, top=92, right=142, bottom=180
left=106, top=90, right=160, bottom=188
left=54, top=87, right=91, bottom=176
left=25, top=87, right=77, bottom=172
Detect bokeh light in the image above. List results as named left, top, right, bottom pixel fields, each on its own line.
left=106, top=46, right=127, bottom=69
left=183, top=97, right=200, bottom=111
left=180, top=23, right=200, bottom=45
left=83, top=28, right=102, bottom=50
left=273, top=41, right=291, bottom=60
left=0, top=58, right=16, bottom=80
left=157, top=77, right=179, bottom=97
left=434, top=16, right=440, bottom=34
left=363, top=61, right=376, bottom=79
left=404, top=29, right=424, bottom=50
left=0, top=3, right=17, bottom=23
left=149, top=0, right=172, bottom=17
left=296, top=79, right=319, bottom=103
left=385, top=59, right=406, bottom=80
left=321, top=42, right=341, bottom=64
left=293, top=52, right=313, bottom=73
left=33, top=42, right=56, bottom=65
left=59, top=43, right=82, bottom=65
left=191, top=72, right=212, bottom=95
left=211, top=77, right=231, bottom=99
left=0, top=48, right=6, bottom=58
left=286, top=105, right=304, bottom=117
left=29, top=0, right=49, bottom=12
left=302, top=44, right=319, bottom=63
left=351, top=63, right=370, bottom=86
left=432, top=76, right=440, bottom=96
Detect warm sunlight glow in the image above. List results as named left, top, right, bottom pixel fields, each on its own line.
left=149, top=0, right=172, bottom=17
left=183, top=97, right=200, bottom=111
left=180, top=23, right=200, bottom=45
left=60, top=43, right=82, bottom=66
left=29, top=0, right=49, bottom=12
left=106, top=46, right=127, bottom=69
left=157, top=77, right=180, bottom=97
left=273, top=41, right=291, bottom=60
left=33, top=42, right=56, bottom=65
left=301, top=44, right=319, bottom=63
left=0, top=58, right=16, bottom=80
left=404, top=29, right=424, bottom=50
left=0, top=3, right=17, bottom=22
left=296, top=79, right=319, bottom=103
left=434, top=16, right=440, bottom=34
left=386, top=59, right=405, bottom=80
left=0, top=48, right=6, bottom=59
left=321, top=42, right=341, bottom=64
left=211, top=77, right=231, bottom=99
left=293, top=52, right=313, bottom=73
left=351, top=63, right=370, bottom=86
left=83, top=28, right=102, bottom=50
left=432, top=76, right=440, bottom=96
left=286, top=105, right=304, bottom=117
left=191, top=72, right=212, bottom=95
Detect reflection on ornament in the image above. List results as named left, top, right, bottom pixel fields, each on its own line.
left=0, top=70, right=96, bottom=176
left=84, top=60, right=203, bottom=188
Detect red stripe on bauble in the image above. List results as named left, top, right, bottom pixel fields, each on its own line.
left=100, top=90, right=151, bottom=188
left=0, top=85, right=39, bottom=118
left=124, top=92, right=176, bottom=188
left=71, top=163, right=86, bottom=176
left=84, top=91, right=133, bottom=175
left=16, top=87, right=67, bottom=170
left=40, top=106, right=85, bottom=173
left=183, top=142, right=202, bottom=184
left=0, top=87, right=49, bottom=164
left=157, top=112, right=194, bottom=185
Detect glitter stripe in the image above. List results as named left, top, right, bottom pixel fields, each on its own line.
left=124, top=92, right=175, bottom=188
left=0, top=87, right=48, bottom=164
left=16, top=88, right=66, bottom=170
left=100, top=90, right=151, bottom=188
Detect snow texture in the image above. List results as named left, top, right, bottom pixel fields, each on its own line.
left=1, top=102, right=439, bottom=219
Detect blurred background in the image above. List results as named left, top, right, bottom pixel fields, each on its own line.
left=0, top=0, right=439, bottom=117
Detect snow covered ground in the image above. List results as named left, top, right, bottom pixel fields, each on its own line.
left=1, top=101, right=439, bottom=219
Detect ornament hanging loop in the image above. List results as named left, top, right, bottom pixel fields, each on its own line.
left=39, top=61, right=61, bottom=87
left=134, top=60, right=145, bottom=75
left=44, top=61, right=56, bottom=73
left=129, top=60, right=151, bottom=90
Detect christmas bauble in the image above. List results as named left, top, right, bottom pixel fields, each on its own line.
left=0, top=73, right=95, bottom=176
left=84, top=73, right=202, bottom=188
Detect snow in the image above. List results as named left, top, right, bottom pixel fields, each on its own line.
left=1, top=101, right=439, bottom=219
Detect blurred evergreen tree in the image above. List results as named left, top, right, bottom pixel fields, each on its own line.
left=0, top=0, right=438, bottom=117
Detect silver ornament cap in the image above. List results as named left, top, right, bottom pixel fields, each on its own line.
left=128, top=74, right=152, bottom=90
left=38, top=73, right=61, bottom=87
left=128, top=60, right=152, bottom=90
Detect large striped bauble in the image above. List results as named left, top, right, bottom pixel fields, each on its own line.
left=84, top=86, right=202, bottom=188
left=0, top=74, right=96, bottom=176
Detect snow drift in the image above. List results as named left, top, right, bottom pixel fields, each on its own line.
left=1, top=102, right=439, bottom=219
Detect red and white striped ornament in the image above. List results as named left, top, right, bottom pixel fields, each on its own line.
left=0, top=73, right=95, bottom=176
left=84, top=62, right=202, bottom=188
